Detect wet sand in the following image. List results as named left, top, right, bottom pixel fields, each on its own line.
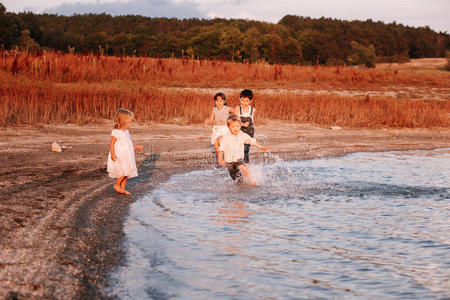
left=1, top=122, right=449, bottom=298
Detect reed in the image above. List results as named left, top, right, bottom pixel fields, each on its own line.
left=1, top=50, right=449, bottom=128
left=2, top=50, right=449, bottom=88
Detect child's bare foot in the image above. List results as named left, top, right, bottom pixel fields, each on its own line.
left=113, top=184, right=125, bottom=194
left=123, top=190, right=131, bottom=195
left=248, top=179, right=258, bottom=186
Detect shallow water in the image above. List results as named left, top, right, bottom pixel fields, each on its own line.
left=108, top=149, right=450, bottom=299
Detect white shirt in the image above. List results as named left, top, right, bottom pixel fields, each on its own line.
left=219, top=131, right=256, bottom=163
left=238, top=105, right=255, bottom=121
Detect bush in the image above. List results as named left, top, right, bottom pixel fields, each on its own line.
left=347, top=41, right=377, bottom=68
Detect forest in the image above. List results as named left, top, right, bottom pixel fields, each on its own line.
left=0, top=2, right=449, bottom=67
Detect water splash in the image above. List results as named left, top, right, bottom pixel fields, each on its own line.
left=261, top=151, right=285, bottom=163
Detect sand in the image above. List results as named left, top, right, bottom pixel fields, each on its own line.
left=1, top=121, right=449, bottom=298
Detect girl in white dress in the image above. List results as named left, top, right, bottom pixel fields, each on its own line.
left=204, top=92, right=234, bottom=158
left=107, top=109, right=143, bottom=195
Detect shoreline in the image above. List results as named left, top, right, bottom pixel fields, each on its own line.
left=1, top=122, right=449, bottom=298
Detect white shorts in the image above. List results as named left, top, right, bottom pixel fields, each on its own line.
left=211, top=125, right=229, bottom=145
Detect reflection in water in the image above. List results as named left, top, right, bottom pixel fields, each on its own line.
left=215, top=200, right=251, bottom=255
left=216, top=200, right=251, bottom=227
left=108, top=149, right=450, bottom=299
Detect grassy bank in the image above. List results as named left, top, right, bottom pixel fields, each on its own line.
left=1, top=50, right=449, bottom=127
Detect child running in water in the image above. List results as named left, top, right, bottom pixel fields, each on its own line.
left=217, top=115, right=271, bottom=185
left=235, top=89, right=256, bottom=163
left=107, top=109, right=143, bottom=195
left=204, top=92, right=234, bottom=156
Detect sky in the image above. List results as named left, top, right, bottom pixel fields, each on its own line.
left=2, top=0, right=449, bottom=33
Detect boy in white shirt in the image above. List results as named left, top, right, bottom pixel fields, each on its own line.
left=217, top=115, right=271, bottom=185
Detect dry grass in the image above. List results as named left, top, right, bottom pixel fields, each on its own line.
left=3, top=50, right=450, bottom=88
left=1, top=50, right=449, bottom=128
left=376, top=58, right=447, bottom=71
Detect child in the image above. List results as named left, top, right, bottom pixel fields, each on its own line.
left=234, top=89, right=255, bottom=163
left=217, top=115, right=271, bottom=185
left=107, top=109, right=143, bottom=195
left=204, top=92, right=234, bottom=156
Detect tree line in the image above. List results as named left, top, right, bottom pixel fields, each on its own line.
left=1, top=2, right=449, bottom=67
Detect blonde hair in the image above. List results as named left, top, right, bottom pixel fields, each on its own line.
left=226, top=114, right=241, bottom=127
left=113, top=108, right=134, bottom=129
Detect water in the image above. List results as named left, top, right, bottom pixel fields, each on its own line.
left=108, top=149, right=450, bottom=299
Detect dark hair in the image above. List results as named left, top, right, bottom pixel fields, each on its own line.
left=226, top=114, right=240, bottom=126
left=239, top=89, right=253, bottom=100
left=214, top=92, right=227, bottom=106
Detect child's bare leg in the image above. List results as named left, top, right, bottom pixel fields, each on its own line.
left=114, top=177, right=125, bottom=194
left=214, top=137, right=221, bottom=160
left=238, top=164, right=257, bottom=185
left=120, top=176, right=131, bottom=195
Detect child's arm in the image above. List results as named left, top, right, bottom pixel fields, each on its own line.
left=204, top=110, right=215, bottom=125
left=218, top=150, right=226, bottom=166
left=256, top=143, right=271, bottom=151
left=245, top=137, right=271, bottom=151
left=234, top=106, right=241, bottom=118
left=245, top=109, right=256, bottom=127
left=110, top=136, right=117, bottom=161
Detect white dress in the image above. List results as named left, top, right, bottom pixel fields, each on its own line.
left=210, top=106, right=231, bottom=144
left=107, top=129, right=138, bottom=178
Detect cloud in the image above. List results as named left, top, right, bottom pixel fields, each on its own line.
left=193, top=0, right=450, bottom=32
left=44, top=0, right=205, bottom=19
left=4, top=0, right=449, bottom=32
left=206, top=10, right=253, bottom=20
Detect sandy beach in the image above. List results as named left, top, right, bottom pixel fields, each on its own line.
left=1, top=122, right=449, bottom=298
